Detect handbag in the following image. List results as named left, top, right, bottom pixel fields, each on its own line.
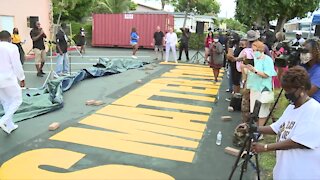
left=259, top=87, right=274, bottom=103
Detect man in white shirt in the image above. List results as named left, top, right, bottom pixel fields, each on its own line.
left=292, top=31, right=305, bottom=46
left=0, top=30, right=25, bottom=134
left=165, top=27, right=178, bottom=63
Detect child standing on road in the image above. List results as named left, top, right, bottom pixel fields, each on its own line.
left=130, top=27, right=139, bottom=59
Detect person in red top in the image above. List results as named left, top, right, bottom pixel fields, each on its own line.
left=204, top=31, right=214, bottom=64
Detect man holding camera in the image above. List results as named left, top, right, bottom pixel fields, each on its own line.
left=0, top=30, right=25, bottom=134
left=30, top=21, right=47, bottom=77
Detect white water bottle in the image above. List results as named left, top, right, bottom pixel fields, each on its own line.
left=216, top=131, right=222, bottom=145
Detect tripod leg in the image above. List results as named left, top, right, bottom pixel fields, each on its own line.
left=228, top=136, right=251, bottom=180
left=240, top=137, right=253, bottom=180
left=254, top=153, right=261, bottom=180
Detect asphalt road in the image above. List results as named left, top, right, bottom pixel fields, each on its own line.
left=0, top=47, right=254, bottom=179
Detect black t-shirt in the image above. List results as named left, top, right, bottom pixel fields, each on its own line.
left=154, top=31, right=164, bottom=45
left=56, top=30, right=68, bottom=53
left=30, top=28, right=46, bottom=50
left=180, top=31, right=191, bottom=44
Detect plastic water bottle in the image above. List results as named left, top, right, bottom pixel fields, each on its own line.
left=216, top=131, right=222, bottom=146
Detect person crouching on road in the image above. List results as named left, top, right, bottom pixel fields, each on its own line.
left=165, top=27, right=178, bottom=63
left=209, top=35, right=224, bottom=83
left=0, top=30, right=25, bottom=134
left=55, top=23, right=69, bottom=76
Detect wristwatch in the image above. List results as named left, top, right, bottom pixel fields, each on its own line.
left=264, top=144, right=268, bottom=151
left=254, top=70, right=258, bottom=74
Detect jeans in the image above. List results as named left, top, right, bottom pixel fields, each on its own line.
left=56, top=53, right=69, bottom=74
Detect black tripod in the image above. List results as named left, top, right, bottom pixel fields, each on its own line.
left=228, top=100, right=262, bottom=180
left=190, top=34, right=204, bottom=64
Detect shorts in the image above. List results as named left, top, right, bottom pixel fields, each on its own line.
left=130, top=42, right=138, bottom=46
left=33, top=48, right=46, bottom=64
left=154, top=45, right=163, bottom=52
left=250, top=90, right=271, bottom=118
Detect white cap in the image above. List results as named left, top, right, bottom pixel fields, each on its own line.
left=296, top=31, right=302, bottom=35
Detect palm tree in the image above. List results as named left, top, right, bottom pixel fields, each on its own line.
left=93, top=0, right=132, bottom=13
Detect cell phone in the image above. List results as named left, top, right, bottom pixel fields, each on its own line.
left=244, top=59, right=254, bottom=66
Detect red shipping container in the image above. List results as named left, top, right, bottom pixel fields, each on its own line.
left=92, top=13, right=174, bottom=49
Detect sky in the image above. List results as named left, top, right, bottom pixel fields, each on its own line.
left=133, top=0, right=236, bottom=18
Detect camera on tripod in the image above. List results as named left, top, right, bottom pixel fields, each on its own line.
left=274, top=40, right=308, bottom=68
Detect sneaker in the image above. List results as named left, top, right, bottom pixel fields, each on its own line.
left=228, top=106, right=234, bottom=112
left=132, top=55, right=137, bottom=59
left=225, top=98, right=231, bottom=102
left=226, top=89, right=230, bottom=92
left=175, top=61, right=178, bottom=63
left=0, top=124, right=11, bottom=134
left=37, top=72, right=43, bottom=77
left=9, top=124, right=18, bottom=133
left=41, top=70, right=46, bottom=75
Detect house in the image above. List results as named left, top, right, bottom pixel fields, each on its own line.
left=174, top=13, right=215, bottom=33
left=0, top=0, right=52, bottom=53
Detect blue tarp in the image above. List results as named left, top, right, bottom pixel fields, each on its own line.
left=0, top=58, right=148, bottom=122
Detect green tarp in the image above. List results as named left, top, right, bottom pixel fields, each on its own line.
left=0, top=58, right=147, bottom=122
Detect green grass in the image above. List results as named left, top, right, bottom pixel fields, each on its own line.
left=260, top=89, right=289, bottom=179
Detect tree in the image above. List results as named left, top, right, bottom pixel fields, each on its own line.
left=235, top=0, right=320, bottom=33
left=222, top=18, right=248, bottom=32
left=52, top=0, right=95, bottom=22
left=52, top=0, right=82, bottom=23
left=92, top=0, right=137, bottom=14
left=173, top=0, right=220, bottom=28
left=174, top=0, right=220, bottom=15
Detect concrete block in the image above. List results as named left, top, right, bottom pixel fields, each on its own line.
left=224, top=147, right=240, bottom=157
left=85, top=100, right=96, bottom=105
left=221, top=116, right=232, bottom=121
left=48, top=122, right=60, bottom=131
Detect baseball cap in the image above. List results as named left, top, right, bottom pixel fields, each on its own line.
left=296, top=31, right=302, bottom=35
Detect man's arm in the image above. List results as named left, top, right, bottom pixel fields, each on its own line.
left=31, top=29, right=44, bottom=42
left=252, top=139, right=308, bottom=153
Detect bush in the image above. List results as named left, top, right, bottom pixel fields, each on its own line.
left=176, top=32, right=220, bottom=50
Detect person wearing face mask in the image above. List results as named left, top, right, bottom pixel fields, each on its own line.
left=237, top=66, right=320, bottom=179
left=209, top=35, right=224, bottom=83
left=245, top=41, right=277, bottom=130
left=300, top=39, right=320, bottom=103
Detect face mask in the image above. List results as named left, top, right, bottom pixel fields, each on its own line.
left=285, top=89, right=299, bottom=105
left=214, top=39, right=219, bottom=43
left=300, top=53, right=312, bottom=64
left=254, top=51, right=262, bottom=58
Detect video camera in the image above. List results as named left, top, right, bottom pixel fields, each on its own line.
left=274, top=40, right=308, bottom=67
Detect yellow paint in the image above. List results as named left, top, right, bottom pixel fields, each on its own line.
left=50, top=127, right=195, bottom=163
left=150, top=79, right=218, bottom=88
left=112, top=95, right=212, bottom=113
left=151, top=78, right=218, bottom=86
left=0, top=149, right=174, bottom=180
left=80, top=114, right=204, bottom=139
left=97, top=105, right=208, bottom=131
